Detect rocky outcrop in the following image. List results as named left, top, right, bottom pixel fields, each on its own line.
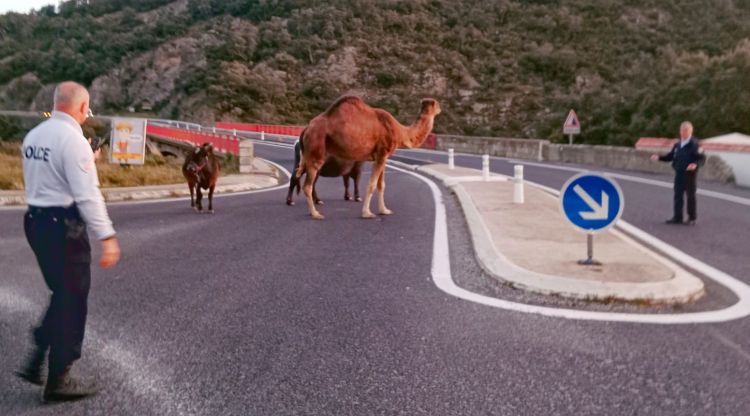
left=0, top=73, right=43, bottom=110
left=89, top=34, right=215, bottom=116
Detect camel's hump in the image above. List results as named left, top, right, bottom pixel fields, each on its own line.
left=324, top=96, right=367, bottom=115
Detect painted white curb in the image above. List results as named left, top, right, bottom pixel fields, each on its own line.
left=388, top=161, right=750, bottom=324
left=436, top=168, right=706, bottom=304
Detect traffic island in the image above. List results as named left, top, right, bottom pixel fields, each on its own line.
left=418, top=163, right=706, bottom=305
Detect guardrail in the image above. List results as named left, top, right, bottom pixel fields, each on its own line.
left=146, top=124, right=241, bottom=155
left=215, top=122, right=305, bottom=137
left=636, top=137, right=750, bottom=153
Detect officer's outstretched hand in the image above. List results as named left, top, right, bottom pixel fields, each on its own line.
left=100, top=237, right=121, bottom=268
left=687, top=163, right=698, bottom=171
left=650, top=154, right=659, bottom=161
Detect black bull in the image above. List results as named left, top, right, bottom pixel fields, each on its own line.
left=286, top=137, right=363, bottom=206
left=182, top=142, right=221, bottom=213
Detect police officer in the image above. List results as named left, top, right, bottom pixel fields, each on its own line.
left=15, top=81, right=121, bottom=402
left=650, top=121, right=706, bottom=225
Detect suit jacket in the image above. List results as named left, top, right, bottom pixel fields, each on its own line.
left=659, top=137, right=706, bottom=172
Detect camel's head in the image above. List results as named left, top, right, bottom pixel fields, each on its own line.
left=420, top=99, right=441, bottom=117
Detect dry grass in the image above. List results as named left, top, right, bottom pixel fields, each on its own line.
left=0, top=141, right=186, bottom=190
left=0, top=142, right=24, bottom=190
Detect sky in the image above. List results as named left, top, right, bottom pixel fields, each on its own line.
left=0, top=0, right=56, bottom=15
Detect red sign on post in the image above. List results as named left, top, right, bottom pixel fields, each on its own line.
left=563, top=110, right=581, bottom=135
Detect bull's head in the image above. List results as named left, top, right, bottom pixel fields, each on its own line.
left=186, top=143, right=214, bottom=180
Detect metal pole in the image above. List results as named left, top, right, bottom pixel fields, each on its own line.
left=568, top=134, right=573, bottom=145
left=513, top=165, right=524, bottom=204
left=482, top=154, right=490, bottom=181
left=578, top=233, right=602, bottom=266
left=448, top=148, right=454, bottom=170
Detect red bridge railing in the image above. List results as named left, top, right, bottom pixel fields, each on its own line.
left=215, top=122, right=305, bottom=137
left=214, top=122, right=437, bottom=149
left=146, top=124, right=240, bottom=155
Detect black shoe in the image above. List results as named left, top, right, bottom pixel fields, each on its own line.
left=43, top=367, right=99, bottom=403
left=15, top=369, right=44, bottom=386
left=686, top=219, right=696, bottom=226
left=665, top=218, right=684, bottom=224
left=15, top=348, right=46, bottom=386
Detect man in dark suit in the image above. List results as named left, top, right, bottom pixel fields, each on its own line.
left=650, top=121, right=706, bottom=225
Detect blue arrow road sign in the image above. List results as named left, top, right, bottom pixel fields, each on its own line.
left=560, top=173, right=624, bottom=232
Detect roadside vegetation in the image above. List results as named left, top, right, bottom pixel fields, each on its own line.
left=0, top=141, right=184, bottom=190
left=2, top=0, right=750, bottom=144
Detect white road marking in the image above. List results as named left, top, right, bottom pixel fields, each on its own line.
left=0, top=287, right=199, bottom=415
left=397, top=149, right=750, bottom=206
left=708, top=328, right=750, bottom=363
left=387, top=163, right=750, bottom=324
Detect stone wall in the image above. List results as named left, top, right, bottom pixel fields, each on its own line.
left=434, top=135, right=736, bottom=183
left=239, top=139, right=254, bottom=174
left=436, top=135, right=545, bottom=161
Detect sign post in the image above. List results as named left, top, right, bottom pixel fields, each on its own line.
left=560, top=172, right=624, bottom=265
left=563, top=109, right=581, bottom=145
left=110, top=117, right=147, bottom=165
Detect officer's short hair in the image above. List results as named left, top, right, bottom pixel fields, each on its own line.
left=680, top=121, right=693, bottom=130
left=53, top=82, right=88, bottom=108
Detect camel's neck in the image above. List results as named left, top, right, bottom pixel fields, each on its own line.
left=401, top=114, right=435, bottom=149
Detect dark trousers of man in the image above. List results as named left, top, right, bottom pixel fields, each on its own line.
left=24, top=205, right=91, bottom=378
left=673, top=170, right=698, bottom=221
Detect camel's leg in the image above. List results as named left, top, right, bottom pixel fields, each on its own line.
left=377, top=169, right=392, bottom=215
left=195, top=186, right=203, bottom=212
left=362, top=160, right=385, bottom=219
left=304, top=165, right=324, bottom=219
left=343, top=175, right=351, bottom=201
left=208, top=184, right=215, bottom=213
left=313, top=175, right=323, bottom=205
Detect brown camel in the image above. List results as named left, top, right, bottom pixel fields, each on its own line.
left=296, top=96, right=441, bottom=219
left=286, top=132, right=363, bottom=206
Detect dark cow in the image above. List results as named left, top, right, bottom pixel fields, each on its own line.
left=182, top=142, right=221, bottom=213
left=286, top=132, right=363, bottom=206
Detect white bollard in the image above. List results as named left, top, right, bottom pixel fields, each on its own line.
left=448, top=148, right=455, bottom=170
left=482, top=154, right=490, bottom=181
left=212, top=127, right=216, bottom=133
left=233, top=129, right=237, bottom=137
left=261, top=131, right=265, bottom=141
left=513, top=165, right=524, bottom=204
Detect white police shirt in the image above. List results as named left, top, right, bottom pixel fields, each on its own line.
left=22, top=111, right=116, bottom=240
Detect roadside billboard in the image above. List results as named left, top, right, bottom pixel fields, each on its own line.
left=110, top=117, right=147, bottom=165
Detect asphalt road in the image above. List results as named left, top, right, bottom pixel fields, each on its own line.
left=1, top=142, right=749, bottom=415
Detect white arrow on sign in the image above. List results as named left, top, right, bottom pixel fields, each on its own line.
left=573, top=185, right=609, bottom=220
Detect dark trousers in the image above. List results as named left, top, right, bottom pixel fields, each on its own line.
left=673, top=170, right=697, bottom=221
left=24, top=205, right=91, bottom=376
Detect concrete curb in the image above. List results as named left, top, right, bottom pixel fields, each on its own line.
left=0, top=158, right=285, bottom=206
left=389, top=160, right=706, bottom=304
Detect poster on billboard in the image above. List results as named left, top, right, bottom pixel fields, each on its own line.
left=110, top=117, right=147, bottom=165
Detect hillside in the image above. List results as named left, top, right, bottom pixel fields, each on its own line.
left=1, top=0, right=750, bottom=145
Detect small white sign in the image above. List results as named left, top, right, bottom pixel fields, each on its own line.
left=110, top=117, right=147, bottom=165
